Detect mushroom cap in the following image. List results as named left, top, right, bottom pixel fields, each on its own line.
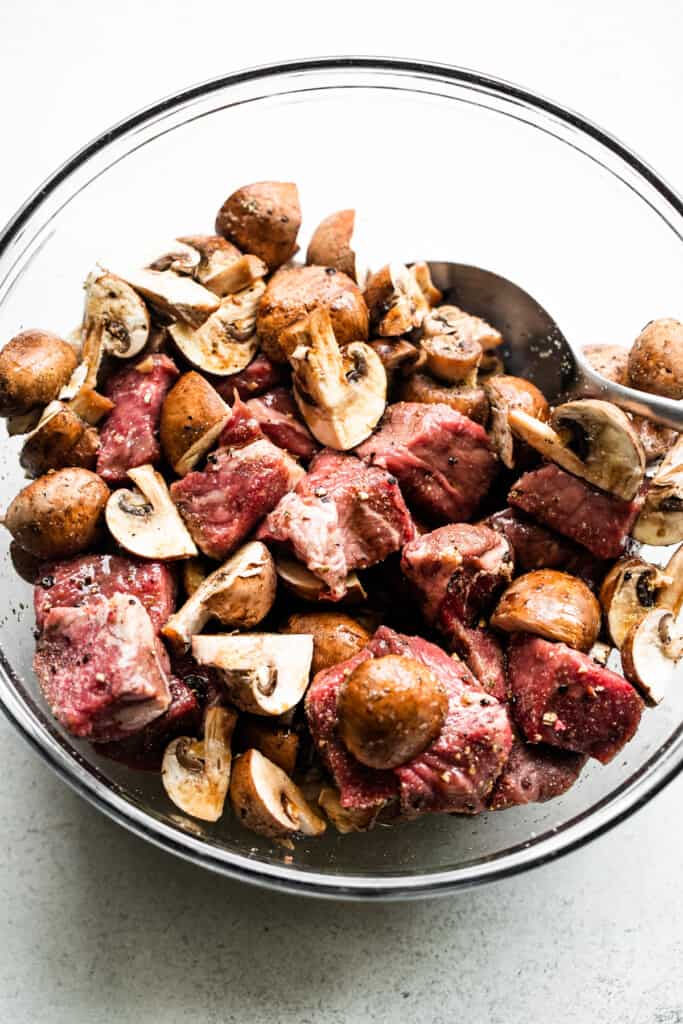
left=337, top=654, right=449, bottom=770
left=257, top=264, right=369, bottom=363
left=4, top=467, right=109, bottom=559
left=192, top=633, right=314, bottom=717
left=421, top=332, right=482, bottom=385
left=162, top=706, right=237, bottom=822
left=19, top=401, right=99, bottom=477
left=628, top=318, right=683, bottom=399
left=491, top=569, right=602, bottom=651
left=397, top=372, right=489, bottom=423
left=633, top=436, right=683, bottom=545
left=583, top=344, right=630, bottom=386
left=229, top=748, right=326, bottom=839
left=317, top=786, right=378, bottom=834
left=274, top=555, right=367, bottom=603
left=0, top=330, right=78, bottom=416
left=599, top=556, right=671, bottom=648
left=364, top=263, right=430, bottom=337
left=306, top=209, right=360, bottom=282
left=215, top=181, right=302, bottom=272
left=367, top=338, right=425, bottom=380
left=160, top=372, right=230, bottom=475
left=84, top=271, right=150, bottom=358
left=105, top=464, right=198, bottom=560
left=282, top=611, right=371, bottom=676
left=621, top=605, right=683, bottom=705
left=485, top=374, right=550, bottom=469
left=169, top=281, right=264, bottom=376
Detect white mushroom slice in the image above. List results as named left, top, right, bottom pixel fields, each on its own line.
left=229, top=748, right=326, bottom=839
left=199, top=254, right=267, bottom=297
left=275, top=555, right=367, bottom=603
left=280, top=307, right=386, bottom=451
left=192, top=633, right=313, bottom=717
left=162, top=542, right=276, bottom=650
left=422, top=304, right=503, bottom=351
left=169, top=281, right=265, bottom=376
left=105, top=464, right=198, bottom=560
left=146, top=239, right=201, bottom=276
left=633, top=436, right=683, bottom=545
left=660, top=545, right=683, bottom=615
left=599, top=557, right=672, bottom=648
left=621, top=605, right=683, bottom=705
left=83, top=270, right=151, bottom=362
left=509, top=401, right=646, bottom=501
left=119, top=267, right=220, bottom=328
left=410, top=262, right=443, bottom=307
left=162, top=706, right=238, bottom=822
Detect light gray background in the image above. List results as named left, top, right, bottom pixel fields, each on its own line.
left=1, top=2, right=682, bottom=1021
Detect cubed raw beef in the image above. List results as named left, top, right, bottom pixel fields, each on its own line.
left=508, top=464, right=645, bottom=559
left=356, top=402, right=498, bottom=523
left=306, top=626, right=513, bottom=816
left=507, top=634, right=643, bottom=764
left=34, top=593, right=171, bottom=742
left=485, top=507, right=605, bottom=587
left=216, top=352, right=286, bottom=400
left=488, top=732, right=586, bottom=810
left=98, top=676, right=200, bottom=771
left=171, top=436, right=304, bottom=560
left=259, top=450, right=415, bottom=599
left=245, top=388, right=319, bottom=460
left=217, top=392, right=263, bottom=448
left=401, top=523, right=513, bottom=625
left=439, top=611, right=508, bottom=701
left=34, top=554, right=176, bottom=633
left=97, top=354, right=179, bottom=483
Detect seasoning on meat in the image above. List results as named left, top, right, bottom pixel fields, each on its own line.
left=488, top=731, right=586, bottom=810
left=245, top=387, right=320, bottom=460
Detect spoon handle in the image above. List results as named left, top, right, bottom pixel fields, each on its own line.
left=571, top=360, right=683, bottom=431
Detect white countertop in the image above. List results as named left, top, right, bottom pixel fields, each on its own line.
left=1, top=2, right=682, bottom=1020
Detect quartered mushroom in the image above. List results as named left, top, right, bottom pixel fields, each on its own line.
left=318, top=786, right=379, bottom=834
left=509, top=399, right=646, bottom=501
left=118, top=267, right=220, bottom=328
left=633, top=436, right=683, bottom=545
left=280, top=307, right=386, bottom=450
left=82, top=269, right=151, bottom=373
left=168, top=280, right=265, bottom=376
left=367, top=338, right=425, bottom=381
left=306, top=209, right=366, bottom=284
left=364, top=262, right=433, bottom=336
left=162, top=706, right=238, bottom=822
left=621, top=605, right=683, bottom=705
left=19, top=400, right=99, bottom=477
left=421, top=332, right=482, bottom=386
left=105, top=463, right=198, bottom=560
left=599, top=556, right=672, bottom=648
left=422, top=304, right=503, bottom=351
left=0, top=329, right=78, bottom=417
left=229, top=748, right=326, bottom=839
left=192, top=633, right=314, bottom=716
left=484, top=375, right=550, bottom=469
left=274, top=555, right=367, bottom=603
left=491, top=569, right=602, bottom=651
left=149, top=235, right=267, bottom=298
left=410, top=262, right=442, bottom=308
left=160, top=372, right=231, bottom=476
left=162, top=542, right=276, bottom=650
left=235, top=718, right=299, bottom=776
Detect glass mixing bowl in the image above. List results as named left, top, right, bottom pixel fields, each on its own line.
left=1, top=58, right=682, bottom=900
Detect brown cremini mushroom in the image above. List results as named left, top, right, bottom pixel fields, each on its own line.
left=19, top=401, right=100, bottom=477
left=599, top=557, right=672, bottom=648
left=229, top=748, right=326, bottom=839
left=628, top=318, right=683, bottom=399
left=397, top=372, right=489, bottom=423
left=364, top=263, right=431, bottom=337
left=162, top=706, right=238, bottom=822
left=235, top=719, right=299, bottom=776
left=169, top=280, right=265, bottom=377
left=4, top=467, right=109, bottom=559
left=306, top=209, right=365, bottom=284
left=318, top=786, right=379, bottom=834
left=633, top=436, right=683, bottom=545
left=0, top=330, right=78, bottom=417
left=160, top=372, right=230, bottom=476
left=491, top=569, right=602, bottom=651
left=215, top=182, right=301, bottom=272
left=484, top=375, right=550, bottom=469
left=282, top=611, right=370, bottom=676
left=621, top=604, right=683, bottom=705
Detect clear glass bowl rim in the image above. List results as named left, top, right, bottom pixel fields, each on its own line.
left=1, top=56, right=682, bottom=901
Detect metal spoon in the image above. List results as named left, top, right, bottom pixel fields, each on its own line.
left=426, top=261, right=683, bottom=431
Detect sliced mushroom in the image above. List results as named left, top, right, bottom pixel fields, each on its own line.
left=160, top=372, right=230, bottom=476
left=280, top=307, right=386, bottom=450
left=397, top=372, right=489, bottom=423
left=485, top=375, right=550, bottom=469
left=364, top=262, right=431, bottom=336
left=192, top=633, right=314, bottom=717
left=422, top=305, right=503, bottom=351
left=162, top=706, right=238, bottom=822
left=146, top=239, right=201, bottom=276
left=118, top=267, right=220, bottom=328
left=660, top=545, right=683, bottom=615
left=306, top=209, right=365, bottom=284
left=509, top=400, right=646, bottom=501
left=275, top=555, right=367, bottom=603
left=82, top=270, right=151, bottom=369
left=169, top=280, right=265, bottom=376
left=410, top=262, right=442, bottom=308
left=367, top=338, right=425, bottom=381
left=105, top=464, right=197, bottom=560
left=621, top=605, right=683, bottom=705
left=421, top=332, right=482, bottom=386
left=230, top=748, right=326, bottom=839
left=633, top=436, right=683, bottom=545
left=491, top=569, right=602, bottom=651
left=150, top=235, right=268, bottom=298
left=599, top=557, right=672, bottom=648
left=162, top=542, right=276, bottom=650
left=318, top=786, right=378, bottom=834
left=19, top=400, right=99, bottom=477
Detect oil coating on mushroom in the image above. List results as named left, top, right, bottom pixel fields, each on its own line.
left=491, top=570, right=602, bottom=651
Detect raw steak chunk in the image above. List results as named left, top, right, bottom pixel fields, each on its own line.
left=488, top=732, right=586, bottom=810
left=439, top=611, right=507, bottom=701
left=306, top=626, right=512, bottom=816
left=34, top=554, right=176, bottom=633
left=171, top=435, right=303, bottom=560
left=508, top=464, right=645, bottom=559
left=356, top=402, right=498, bottom=523
left=508, top=634, right=643, bottom=764
left=34, top=593, right=171, bottom=742
left=259, top=450, right=415, bottom=599
left=97, top=354, right=179, bottom=482
left=246, top=388, right=319, bottom=460
left=485, top=507, right=605, bottom=587
left=216, top=351, right=286, bottom=400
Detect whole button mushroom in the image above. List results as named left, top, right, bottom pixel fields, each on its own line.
left=491, top=569, right=602, bottom=652
left=4, top=468, right=110, bottom=559
left=628, top=318, right=683, bottom=399
left=0, top=330, right=78, bottom=417
left=337, top=654, right=448, bottom=770
left=215, top=181, right=302, bottom=272
left=282, top=611, right=370, bottom=676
